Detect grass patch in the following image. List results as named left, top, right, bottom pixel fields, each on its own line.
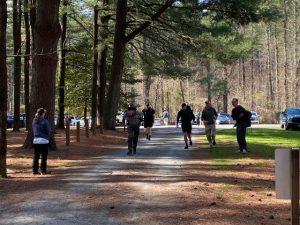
left=210, top=128, right=300, bottom=166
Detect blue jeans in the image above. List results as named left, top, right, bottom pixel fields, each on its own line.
left=236, top=122, right=247, bottom=151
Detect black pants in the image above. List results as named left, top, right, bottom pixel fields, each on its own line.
left=236, top=123, right=247, bottom=151
left=33, top=144, right=49, bottom=173
left=128, top=127, right=139, bottom=153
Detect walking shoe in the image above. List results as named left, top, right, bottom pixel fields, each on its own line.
left=184, top=145, right=188, bottom=149
left=213, top=140, right=216, bottom=145
left=189, top=140, right=192, bottom=146
left=236, top=150, right=242, bottom=153
left=242, top=149, right=248, bottom=154
left=127, top=151, right=133, bottom=155
left=33, top=172, right=39, bottom=175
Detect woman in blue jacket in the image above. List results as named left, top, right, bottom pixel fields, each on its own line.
left=32, top=108, right=51, bottom=175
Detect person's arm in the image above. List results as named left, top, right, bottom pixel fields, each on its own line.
left=201, top=110, right=205, bottom=121
left=214, top=108, right=218, bottom=117
left=45, top=120, right=51, bottom=137
left=177, top=111, right=180, bottom=127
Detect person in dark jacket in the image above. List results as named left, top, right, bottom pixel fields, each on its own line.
left=231, top=98, right=248, bottom=154
left=201, top=101, right=218, bottom=149
left=32, top=108, right=51, bottom=175
left=124, top=103, right=143, bottom=155
left=142, top=103, right=155, bottom=140
left=177, top=103, right=195, bottom=149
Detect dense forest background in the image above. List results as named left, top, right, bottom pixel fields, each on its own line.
left=4, top=0, right=300, bottom=127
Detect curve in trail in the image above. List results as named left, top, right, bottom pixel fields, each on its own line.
left=0, top=126, right=208, bottom=225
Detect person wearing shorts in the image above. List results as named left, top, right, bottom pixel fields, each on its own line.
left=177, top=103, right=195, bottom=149
left=142, top=104, right=155, bottom=140
left=201, top=101, right=218, bottom=149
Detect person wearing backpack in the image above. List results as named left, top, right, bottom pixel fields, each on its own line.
left=231, top=98, right=251, bottom=154
left=124, top=103, right=143, bottom=155
left=142, top=104, right=155, bottom=140
left=201, top=101, right=218, bottom=149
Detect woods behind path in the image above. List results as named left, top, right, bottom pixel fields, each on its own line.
left=0, top=126, right=292, bottom=225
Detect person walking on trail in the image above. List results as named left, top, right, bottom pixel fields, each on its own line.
left=231, top=98, right=251, bottom=154
left=201, top=101, right=218, bottom=149
left=142, top=103, right=155, bottom=140
left=32, top=108, right=51, bottom=175
left=177, top=103, right=195, bottom=149
left=124, top=103, right=143, bottom=155
left=162, top=109, right=170, bottom=126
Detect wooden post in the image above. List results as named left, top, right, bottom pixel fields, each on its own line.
left=76, top=121, right=80, bottom=142
left=291, top=148, right=299, bottom=225
left=66, top=120, right=70, bottom=146
left=85, top=119, right=89, bottom=138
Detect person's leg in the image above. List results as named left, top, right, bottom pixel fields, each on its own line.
left=236, top=125, right=243, bottom=152
left=40, top=144, right=49, bottom=174
left=32, top=144, right=40, bottom=174
left=240, top=125, right=247, bottom=151
left=187, top=126, right=192, bottom=145
left=148, top=127, right=152, bottom=140
left=212, top=124, right=216, bottom=145
left=205, top=126, right=211, bottom=143
left=133, top=128, right=139, bottom=154
left=128, top=129, right=134, bottom=154
left=183, top=132, right=189, bottom=149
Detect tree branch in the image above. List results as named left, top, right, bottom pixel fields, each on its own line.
left=125, top=0, right=176, bottom=43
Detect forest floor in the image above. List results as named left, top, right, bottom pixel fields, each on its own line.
left=0, top=126, right=296, bottom=225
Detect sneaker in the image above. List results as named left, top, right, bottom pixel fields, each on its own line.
left=127, top=151, right=133, bottom=155
left=189, top=140, right=192, bottom=146
left=236, top=150, right=242, bottom=153
left=242, top=149, right=248, bottom=154
left=213, top=140, right=216, bottom=145
left=33, top=172, right=39, bottom=175
left=184, top=145, right=188, bottom=149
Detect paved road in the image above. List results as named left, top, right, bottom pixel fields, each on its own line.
left=0, top=126, right=208, bottom=225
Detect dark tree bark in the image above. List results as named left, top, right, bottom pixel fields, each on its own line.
left=24, top=0, right=30, bottom=130
left=91, top=5, right=99, bottom=135
left=0, top=0, right=7, bottom=178
left=23, top=0, right=61, bottom=150
left=56, top=0, right=68, bottom=129
left=104, top=0, right=127, bottom=129
left=12, top=0, right=22, bottom=131
left=104, top=0, right=176, bottom=129
left=97, top=0, right=109, bottom=134
left=29, top=0, right=36, bottom=48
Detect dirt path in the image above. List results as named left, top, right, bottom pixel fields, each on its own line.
left=0, top=127, right=291, bottom=225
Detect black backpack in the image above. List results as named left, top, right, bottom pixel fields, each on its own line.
left=244, top=110, right=252, bottom=127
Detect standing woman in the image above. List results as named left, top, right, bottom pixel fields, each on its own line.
left=32, top=108, right=51, bottom=175
left=142, top=103, right=155, bottom=140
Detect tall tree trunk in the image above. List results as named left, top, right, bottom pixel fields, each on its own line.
left=24, top=0, right=30, bottom=130
left=105, top=0, right=175, bottom=129
left=267, top=26, right=274, bottom=104
left=56, top=0, right=68, bottom=129
left=104, top=0, right=127, bottom=129
left=91, top=5, right=99, bottom=135
left=23, top=0, right=61, bottom=150
left=0, top=0, right=7, bottom=178
left=161, top=78, right=165, bottom=113
left=179, top=79, right=185, bottom=103
left=30, top=0, right=36, bottom=48
left=13, top=0, right=22, bottom=131
left=97, top=0, right=109, bottom=134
